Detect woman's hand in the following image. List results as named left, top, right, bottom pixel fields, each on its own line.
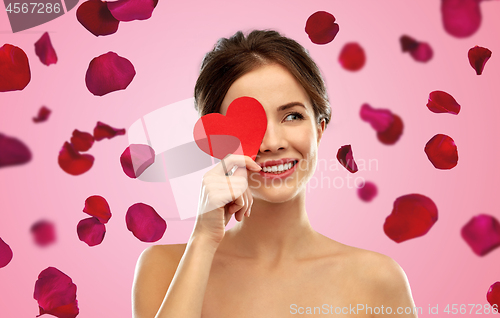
left=192, top=154, right=261, bottom=246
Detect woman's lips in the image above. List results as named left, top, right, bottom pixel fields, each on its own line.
left=257, top=160, right=298, bottom=179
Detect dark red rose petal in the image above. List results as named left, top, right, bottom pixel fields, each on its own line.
left=336, top=145, right=358, bottom=173
left=120, top=144, right=155, bottom=178
left=31, top=220, right=56, bottom=247
left=305, top=11, right=339, bottom=45
left=400, top=35, right=433, bottom=62
left=85, top=52, right=135, bottom=96
left=0, top=133, right=32, bottom=168
left=384, top=194, right=438, bottom=243
left=58, top=141, right=94, bottom=175
left=377, top=114, right=404, bottom=145
left=0, top=237, right=13, bottom=268
left=70, top=129, right=94, bottom=152
left=126, top=202, right=166, bottom=242
left=107, top=0, right=156, bottom=22
left=487, top=282, right=500, bottom=312
left=33, top=267, right=79, bottom=318
left=0, top=44, right=31, bottom=92
left=33, top=106, right=51, bottom=123
left=427, top=91, right=461, bottom=115
left=338, top=42, right=365, bottom=71
left=400, top=35, right=419, bottom=52
left=34, top=32, right=57, bottom=66
left=441, top=0, right=482, bottom=38
left=77, top=217, right=106, bottom=246
left=424, top=134, right=459, bottom=170
left=83, top=195, right=111, bottom=224
left=360, top=103, right=394, bottom=132
left=76, top=0, right=120, bottom=37
left=461, top=214, right=500, bottom=256
left=468, top=45, right=492, bottom=75
left=93, top=121, right=126, bottom=141
left=357, top=181, right=378, bottom=202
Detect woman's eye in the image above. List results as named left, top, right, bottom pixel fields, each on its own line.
left=284, top=112, right=304, bottom=122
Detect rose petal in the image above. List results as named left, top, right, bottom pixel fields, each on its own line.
left=424, top=134, right=459, bottom=169
left=58, top=141, right=94, bottom=175
left=410, top=42, right=433, bottom=62
left=0, top=133, right=32, bottom=168
left=384, top=194, right=438, bottom=243
left=76, top=0, right=120, bottom=37
left=400, top=35, right=419, bottom=52
left=305, top=11, right=339, bottom=45
left=120, top=144, right=155, bottom=178
left=0, top=237, right=13, bottom=268
left=77, top=217, right=106, bottom=246
left=33, top=267, right=79, bottom=318
left=70, top=129, right=94, bottom=152
left=487, top=282, right=500, bottom=312
left=360, top=103, right=394, bottom=132
left=85, top=52, right=135, bottom=96
left=357, top=181, right=378, bottom=202
left=461, top=214, right=500, bottom=256
left=441, top=0, right=482, bottom=38
left=336, top=145, right=358, bottom=173
left=427, top=91, right=461, bottom=115
left=468, top=45, right=492, bottom=75
left=30, top=220, right=56, bottom=247
left=0, top=44, right=31, bottom=92
left=34, top=32, right=58, bottom=66
left=83, top=195, right=112, bottom=224
left=93, top=121, right=126, bottom=141
left=377, top=114, right=404, bottom=145
left=338, top=42, right=365, bottom=71
left=107, top=0, right=156, bottom=21
left=126, top=203, right=166, bottom=242
left=33, top=106, right=52, bottom=123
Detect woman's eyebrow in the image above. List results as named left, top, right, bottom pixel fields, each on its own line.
left=276, top=102, right=306, bottom=112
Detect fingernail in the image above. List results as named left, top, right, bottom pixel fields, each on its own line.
left=250, top=162, right=262, bottom=171
left=247, top=208, right=251, bottom=217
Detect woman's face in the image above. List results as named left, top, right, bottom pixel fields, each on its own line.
left=220, top=63, right=325, bottom=203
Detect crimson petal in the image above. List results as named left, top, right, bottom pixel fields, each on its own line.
left=33, top=106, right=51, bottom=123
left=427, top=91, right=461, bottom=115
left=424, top=134, right=458, bottom=170
left=384, top=194, right=438, bottom=243
left=93, top=121, right=126, bottom=141
left=85, top=52, right=135, bottom=96
left=487, top=282, right=500, bottom=312
left=468, top=45, right=492, bottom=75
left=400, top=35, right=433, bottom=62
left=58, top=141, right=94, bottom=175
left=0, top=44, right=31, bottom=92
left=338, top=42, right=365, bottom=71
left=377, top=114, right=404, bottom=145
left=107, top=0, right=156, bottom=22
left=461, top=214, right=500, bottom=256
left=70, top=129, right=94, bottom=152
left=33, top=267, right=79, bottom=318
left=34, top=32, right=57, bottom=66
left=77, top=217, right=106, bottom=246
left=357, top=181, right=378, bottom=202
left=76, top=0, right=119, bottom=36
left=83, top=195, right=111, bottom=224
left=0, top=237, right=13, bottom=268
left=360, top=103, right=394, bottom=132
left=126, top=203, right=166, bottom=242
left=305, top=11, right=339, bottom=45
left=441, top=0, right=482, bottom=38
left=31, top=220, right=56, bottom=247
left=336, top=145, right=358, bottom=173
left=400, top=35, right=419, bottom=52
left=0, top=133, right=32, bottom=168
left=120, top=144, right=155, bottom=178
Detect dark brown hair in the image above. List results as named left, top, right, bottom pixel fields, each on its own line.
left=194, top=30, right=331, bottom=127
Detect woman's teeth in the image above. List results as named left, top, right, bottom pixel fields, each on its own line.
left=262, top=162, right=295, bottom=174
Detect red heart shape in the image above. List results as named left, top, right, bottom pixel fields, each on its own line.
left=193, top=96, right=267, bottom=160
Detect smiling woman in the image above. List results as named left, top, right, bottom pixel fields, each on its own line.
left=131, top=30, right=418, bottom=318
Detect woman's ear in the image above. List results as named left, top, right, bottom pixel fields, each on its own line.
left=317, top=119, right=326, bottom=144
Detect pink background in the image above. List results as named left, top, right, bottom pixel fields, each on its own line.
left=1, top=0, right=500, bottom=316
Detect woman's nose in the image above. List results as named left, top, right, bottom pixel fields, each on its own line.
left=259, top=123, right=287, bottom=153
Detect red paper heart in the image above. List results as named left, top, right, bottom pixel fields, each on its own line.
left=193, top=96, right=267, bottom=160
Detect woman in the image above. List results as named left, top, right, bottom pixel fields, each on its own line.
left=132, top=30, right=417, bottom=318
